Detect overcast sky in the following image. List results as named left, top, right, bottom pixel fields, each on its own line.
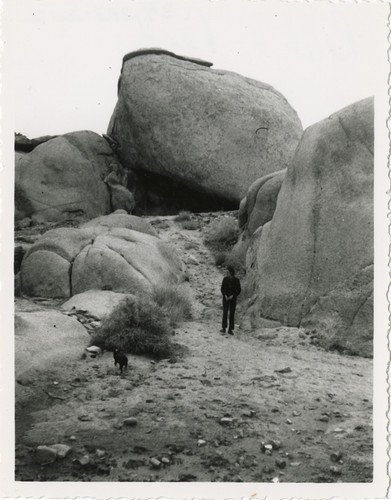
left=5, top=0, right=388, bottom=139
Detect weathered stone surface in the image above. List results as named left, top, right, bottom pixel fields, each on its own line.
left=19, top=214, right=184, bottom=298
left=20, top=250, right=71, bottom=297
left=15, top=310, right=90, bottom=383
left=15, top=131, right=133, bottom=223
left=244, top=98, right=373, bottom=356
left=301, top=266, right=373, bottom=357
left=81, top=213, right=157, bottom=236
left=239, top=169, right=286, bottom=236
left=72, top=228, right=183, bottom=295
left=62, top=290, right=134, bottom=320
left=108, top=48, right=302, bottom=205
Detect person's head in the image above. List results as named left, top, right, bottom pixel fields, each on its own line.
left=227, top=266, right=235, bottom=276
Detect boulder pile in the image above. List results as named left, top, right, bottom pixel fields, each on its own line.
left=18, top=213, right=184, bottom=298
left=244, top=97, right=374, bottom=356
left=15, top=131, right=134, bottom=225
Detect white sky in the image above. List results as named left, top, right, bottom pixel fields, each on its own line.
left=4, top=0, right=389, bottom=138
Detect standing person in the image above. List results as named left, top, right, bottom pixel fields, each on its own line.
left=220, top=266, right=241, bottom=335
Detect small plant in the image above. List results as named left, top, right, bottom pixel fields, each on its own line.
left=91, top=295, right=175, bottom=358
left=152, top=284, right=192, bottom=327
left=204, top=216, right=239, bottom=252
left=175, top=210, right=192, bottom=222
left=181, top=219, right=199, bottom=231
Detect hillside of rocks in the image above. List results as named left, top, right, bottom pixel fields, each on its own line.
left=243, top=97, right=374, bottom=357
left=107, top=48, right=303, bottom=212
left=15, top=131, right=135, bottom=226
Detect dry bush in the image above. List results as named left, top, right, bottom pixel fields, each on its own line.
left=152, top=284, right=192, bottom=327
left=204, top=216, right=239, bottom=252
left=175, top=210, right=192, bottom=222
left=91, top=295, right=175, bottom=358
left=181, top=219, right=199, bottom=230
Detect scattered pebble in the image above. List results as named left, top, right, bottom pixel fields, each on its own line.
left=197, top=439, right=207, bottom=447
left=150, top=457, right=161, bottom=468
left=286, top=419, right=292, bottom=425
left=86, top=345, right=102, bottom=354
left=96, top=449, right=106, bottom=458
left=219, top=417, right=234, bottom=426
left=330, top=451, right=343, bottom=462
left=124, top=417, right=138, bottom=427
left=330, top=465, right=342, bottom=475
left=275, top=458, right=286, bottom=469
left=319, top=415, right=330, bottom=422
left=35, top=446, right=58, bottom=464
left=73, top=455, right=90, bottom=468
left=161, top=457, right=170, bottom=465
left=51, top=444, right=72, bottom=459
left=290, top=461, right=301, bottom=467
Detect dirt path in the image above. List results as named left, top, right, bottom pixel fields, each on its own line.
left=15, top=213, right=373, bottom=483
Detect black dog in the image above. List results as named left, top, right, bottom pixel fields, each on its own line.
left=113, top=348, right=128, bottom=374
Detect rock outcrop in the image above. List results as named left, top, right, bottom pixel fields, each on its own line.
left=15, top=131, right=134, bottom=224
left=239, top=169, right=286, bottom=237
left=244, top=97, right=374, bottom=356
left=108, top=48, right=303, bottom=208
left=15, top=310, right=90, bottom=385
left=19, top=214, right=184, bottom=298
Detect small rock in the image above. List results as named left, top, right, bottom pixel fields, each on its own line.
left=161, top=457, right=170, bottom=465
left=35, top=446, right=58, bottom=464
left=319, top=415, right=330, bottom=422
left=69, top=436, right=77, bottom=441
left=51, top=444, right=72, bottom=459
left=275, top=458, right=286, bottom=469
left=219, top=417, right=234, bottom=426
left=330, top=465, right=342, bottom=475
left=150, top=457, right=161, bottom=468
left=73, top=455, right=90, bottom=468
left=290, top=461, right=301, bottom=467
left=96, top=449, right=106, bottom=458
left=286, top=419, right=292, bottom=425
left=78, top=414, right=92, bottom=422
left=275, top=367, right=292, bottom=374
left=270, top=439, right=281, bottom=450
left=271, top=477, right=280, bottom=483
left=124, top=417, right=138, bottom=427
left=330, top=451, right=343, bottom=462
left=86, top=346, right=102, bottom=354
left=333, top=428, right=345, bottom=433
left=292, top=410, right=301, bottom=417
left=197, top=439, right=206, bottom=447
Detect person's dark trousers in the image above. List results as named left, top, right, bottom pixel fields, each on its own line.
left=222, top=297, right=237, bottom=331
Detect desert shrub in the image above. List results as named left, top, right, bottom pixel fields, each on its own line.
left=214, top=251, right=227, bottom=266
left=175, top=210, right=192, bottom=222
left=91, top=295, right=175, bottom=358
left=204, top=216, right=239, bottom=252
left=152, top=284, right=192, bottom=327
left=223, top=244, right=247, bottom=273
left=181, top=219, right=199, bottom=231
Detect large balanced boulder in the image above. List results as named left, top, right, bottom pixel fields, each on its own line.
left=107, top=48, right=303, bottom=205
left=15, top=131, right=133, bottom=223
left=19, top=214, right=184, bottom=298
left=245, top=97, right=374, bottom=356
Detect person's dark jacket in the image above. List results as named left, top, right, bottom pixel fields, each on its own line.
left=221, top=276, right=241, bottom=299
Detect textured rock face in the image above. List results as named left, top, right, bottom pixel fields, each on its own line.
left=108, top=49, right=303, bottom=204
left=61, top=290, right=134, bottom=320
left=15, top=310, right=90, bottom=384
left=15, top=131, right=133, bottom=223
left=245, top=98, right=373, bottom=355
left=19, top=214, right=184, bottom=298
left=239, top=169, right=286, bottom=237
